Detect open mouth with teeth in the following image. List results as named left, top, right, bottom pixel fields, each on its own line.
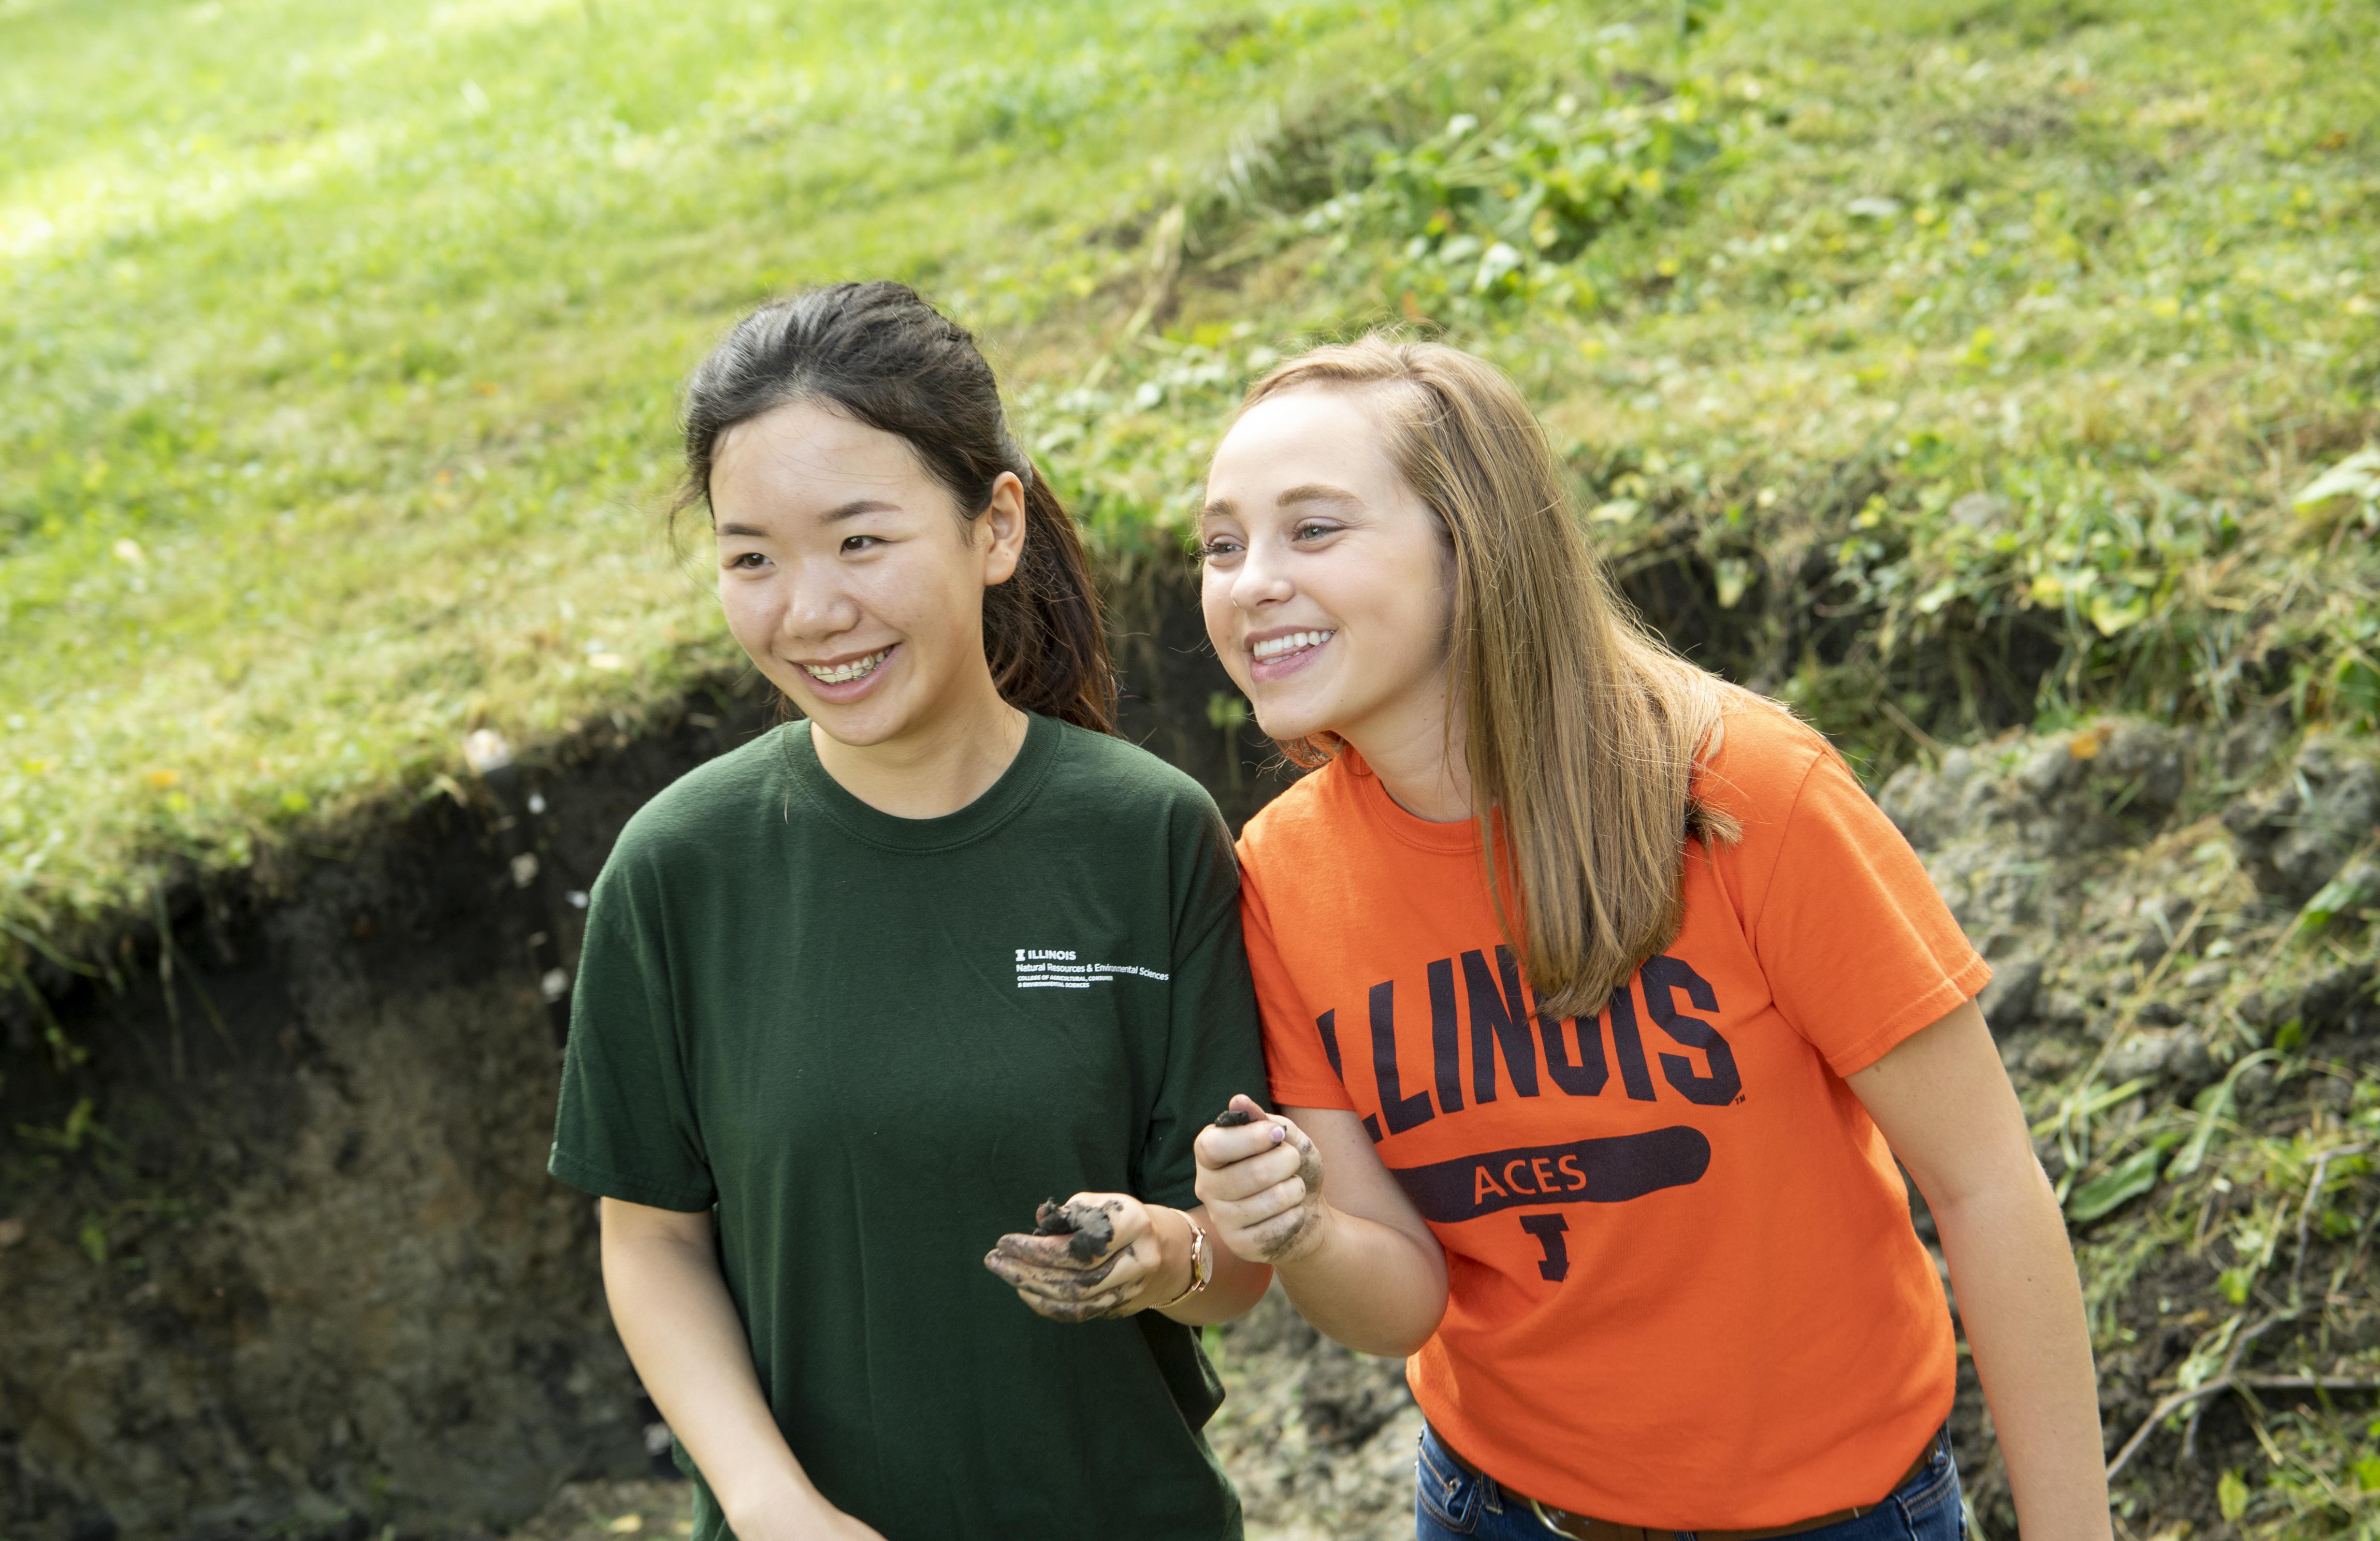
left=1246, top=628, right=1336, bottom=684
left=801, top=646, right=892, bottom=686
left=1250, top=630, right=1335, bottom=662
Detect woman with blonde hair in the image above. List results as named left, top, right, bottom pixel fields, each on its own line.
left=1192, top=336, right=2110, bottom=1541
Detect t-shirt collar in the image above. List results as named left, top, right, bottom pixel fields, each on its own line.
left=780, top=710, right=1063, bottom=852
left=1338, top=744, right=1478, bottom=855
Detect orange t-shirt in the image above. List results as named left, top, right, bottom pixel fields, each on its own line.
left=1238, top=695, right=1989, bottom=1530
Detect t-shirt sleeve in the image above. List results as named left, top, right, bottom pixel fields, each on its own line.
left=1751, top=745, right=1993, bottom=1077
left=1134, top=802, right=1272, bottom=1212
left=1240, top=853, right=1359, bottom=1112
left=548, top=859, right=717, bottom=1212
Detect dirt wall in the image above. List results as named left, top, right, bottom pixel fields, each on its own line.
left=1, top=718, right=714, bottom=1540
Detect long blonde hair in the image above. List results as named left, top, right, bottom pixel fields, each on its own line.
left=1237, top=336, right=1739, bottom=1018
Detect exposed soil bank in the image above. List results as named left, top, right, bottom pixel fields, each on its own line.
left=0, top=714, right=724, bottom=1539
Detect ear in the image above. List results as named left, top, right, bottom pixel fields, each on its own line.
left=979, top=471, right=1028, bottom=587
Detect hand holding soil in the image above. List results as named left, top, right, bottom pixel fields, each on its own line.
left=984, top=1193, right=1173, bottom=1323
left=1194, top=1094, right=1329, bottom=1265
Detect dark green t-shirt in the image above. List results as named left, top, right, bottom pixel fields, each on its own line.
left=548, top=712, right=1266, bottom=1541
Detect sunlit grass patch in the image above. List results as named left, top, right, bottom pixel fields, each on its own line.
left=3, top=0, right=2377, bottom=960
left=0, top=0, right=1508, bottom=937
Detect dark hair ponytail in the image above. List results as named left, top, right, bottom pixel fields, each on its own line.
left=672, top=281, right=1115, bottom=734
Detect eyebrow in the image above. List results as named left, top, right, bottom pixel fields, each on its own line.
left=1199, top=483, right=1364, bottom=522
left=715, top=499, right=900, bottom=539
left=1276, top=483, right=1363, bottom=508
left=820, top=498, right=901, bottom=523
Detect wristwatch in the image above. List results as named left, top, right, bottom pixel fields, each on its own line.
left=1153, top=1213, right=1212, bottom=1311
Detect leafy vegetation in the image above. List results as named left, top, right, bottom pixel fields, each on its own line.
left=2078, top=1069, right=2380, bottom=1537
left=1035, top=0, right=2380, bottom=757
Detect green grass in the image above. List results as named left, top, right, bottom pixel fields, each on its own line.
left=1031, top=0, right=2380, bottom=752
left=4, top=0, right=2377, bottom=947
left=0, top=0, right=1503, bottom=939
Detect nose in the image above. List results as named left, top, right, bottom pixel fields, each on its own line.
left=781, top=554, right=861, bottom=642
left=1229, top=535, right=1295, bottom=613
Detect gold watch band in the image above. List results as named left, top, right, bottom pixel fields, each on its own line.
left=1152, top=1213, right=1211, bottom=1312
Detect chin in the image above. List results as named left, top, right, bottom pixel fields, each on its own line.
left=780, top=674, right=916, bottom=747
left=806, top=699, right=918, bottom=748
left=1249, top=692, right=1331, bottom=746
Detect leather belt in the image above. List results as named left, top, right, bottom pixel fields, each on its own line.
left=1427, top=1427, right=1931, bottom=1541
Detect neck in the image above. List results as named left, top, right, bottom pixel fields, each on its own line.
left=1342, top=677, right=1472, bottom=823
left=810, top=672, right=1029, bottom=819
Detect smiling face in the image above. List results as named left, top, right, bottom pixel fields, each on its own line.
left=709, top=397, right=1023, bottom=751
left=1199, top=383, right=1458, bottom=765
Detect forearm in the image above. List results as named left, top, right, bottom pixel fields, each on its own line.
left=600, top=1222, right=826, bottom=1530
left=1932, top=1170, right=2112, bottom=1541
left=1274, top=1203, right=1447, bottom=1357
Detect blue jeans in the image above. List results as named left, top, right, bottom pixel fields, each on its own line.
left=1415, top=1423, right=1965, bottom=1541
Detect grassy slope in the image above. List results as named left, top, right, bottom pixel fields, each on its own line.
left=1042, top=0, right=2380, bottom=746
left=1561, top=0, right=2380, bottom=744
left=0, top=0, right=1467, bottom=937
left=4, top=0, right=2376, bottom=946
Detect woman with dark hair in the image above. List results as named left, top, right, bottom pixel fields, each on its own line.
left=548, top=282, right=1272, bottom=1541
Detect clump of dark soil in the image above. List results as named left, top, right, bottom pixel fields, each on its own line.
left=1032, top=1196, right=1120, bottom=1263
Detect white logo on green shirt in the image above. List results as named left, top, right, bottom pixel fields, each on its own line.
left=1014, top=948, right=1171, bottom=989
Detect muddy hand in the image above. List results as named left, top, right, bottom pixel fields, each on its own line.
left=984, top=1193, right=1158, bottom=1323
left=1194, top=1094, right=1327, bottom=1265
left=1032, top=1194, right=1118, bottom=1262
